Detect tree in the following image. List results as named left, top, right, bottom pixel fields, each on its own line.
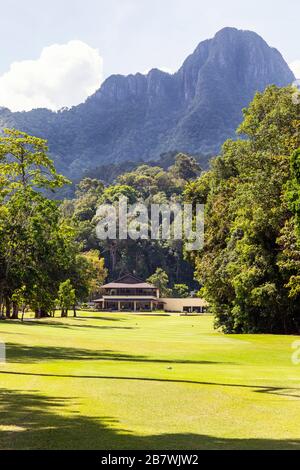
left=73, top=178, right=104, bottom=221
left=1, top=189, right=83, bottom=318
left=147, top=268, right=172, bottom=297
left=0, top=129, right=95, bottom=319
left=117, top=163, right=185, bottom=200
left=82, top=250, right=107, bottom=300
left=11, top=286, right=27, bottom=321
left=279, top=149, right=300, bottom=302
left=185, top=86, right=300, bottom=333
left=172, top=284, right=189, bottom=298
left=169, top=153, right=201, bottom=181
left=98, top=185, right=139, bottom=205
left=285, top=149, right=300, bottom=236
left=0, top=128, right=69, bottom=192
left=57, top=280, right=76, bottom=317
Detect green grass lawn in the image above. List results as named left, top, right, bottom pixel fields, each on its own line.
left=0, top=312, right=299, bottom=450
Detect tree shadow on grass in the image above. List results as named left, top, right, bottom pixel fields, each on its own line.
left=5, top=344, right=146, bottom=363
left=75, top=315, right=127, bottom=322
left=3, top=314, right=132, bottom=330
left=1, top=369, right=300, bottom=400
left=4, top=343, right=235, bottom=366
left=0, top=388, right=299, bottom=450
left=19, top=321, right=137, bottom=331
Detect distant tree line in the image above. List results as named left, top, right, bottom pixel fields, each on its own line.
left=82, top=150, right=208, bottom=185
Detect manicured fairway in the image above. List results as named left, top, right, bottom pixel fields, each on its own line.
left=0, top=313, right=299, bottom=450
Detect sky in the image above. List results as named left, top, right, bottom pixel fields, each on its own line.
left=0, top=0, right=299, bottom=111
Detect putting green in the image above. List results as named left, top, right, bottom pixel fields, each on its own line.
left=0, top=313, right=299, bottom=449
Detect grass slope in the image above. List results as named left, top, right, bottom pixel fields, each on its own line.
left=0, top=313, right=299, bottom=450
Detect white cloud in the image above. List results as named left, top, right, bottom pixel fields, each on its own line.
left=0, top=41, right=104, bottom=112
left=290, top=60, right=300, bottom=79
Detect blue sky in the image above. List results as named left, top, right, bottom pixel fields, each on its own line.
left=0, top=0, right=298, bottom=111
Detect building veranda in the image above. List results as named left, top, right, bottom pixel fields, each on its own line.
left=94, top=274, right=208, bottom=314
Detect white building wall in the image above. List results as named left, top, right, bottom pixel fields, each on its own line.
left=160, top=298, right=208, bottom=313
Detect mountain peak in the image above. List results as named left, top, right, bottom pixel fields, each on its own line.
left=0, top=28, right=295, bottom=178
left=215, top=26, right=257, bottom=37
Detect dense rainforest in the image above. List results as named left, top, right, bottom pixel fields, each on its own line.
left=1, top=84, right=300, bottom=334
left=60, top=152, right=202, bottom=288
left=184, top=85, right=300, bottom=333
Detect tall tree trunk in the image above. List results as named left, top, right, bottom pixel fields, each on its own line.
left=0, top=297, right=5, bottom=319
left=40, top=309, right=50, bottom=318
left=35, top=308, right=41, bottom=319
left=110, top=241, right=117, bottom=272
left=73, top=305, right=76, bottom=317
left=11, top=302, right=19, bottom=319
left=0, top=291, right=4, bottom=319
left=5, top=298, right=11, bottom=318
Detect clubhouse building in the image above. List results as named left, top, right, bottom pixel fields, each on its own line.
left=93, top=274, right=208, bottom=314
